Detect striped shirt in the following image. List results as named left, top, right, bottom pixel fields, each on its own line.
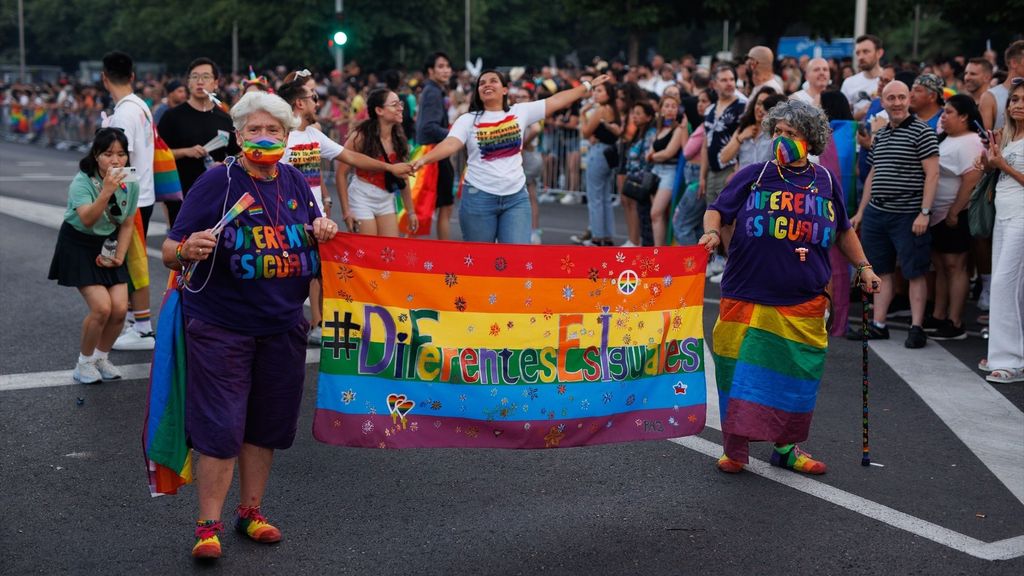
left=867, top=116, right=939, bottom=213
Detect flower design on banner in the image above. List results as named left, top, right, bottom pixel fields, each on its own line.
left=423, top=261, right=434, bottom=271
left=336, top=265, right=354, bottom=282
left=342, top=389, right=356, bottom=404
left=336, top=289, right=353, bottom=303
left=464, top=255, right=474, bottom=267
left=380, top=271, right=391, bottom=280
left=490, top=323, right=501, bottom=336
left=588, top=268, right=599, bottom=282
left=398, top=313, right=409, bottom=322
left=560, top=255, right=575, bottom=273
left=405, top=251, right=418, bottom=265
left=525, top=261, right=534, bottom=271
left=544, top=426, right=565, bottom=448
left=507, top=321, right=515, bottom=330
left=615, top=252, right=625, bottom=263
left=494, top=257, right=507, bottom=271
left=685, top=256, right=696, bottom=271
left=355, top=249, right=365, bottom=258
left=663, top=275, right=673, bottom=288
left=380, top=246, right=396, bottom=263
left=562, top=286, right=575, bottom=301
left=543, top=309, right=553, bottom=320
left=454, top=296, right=467, bottom=312
left=444, top=272, right=458, bottom=288
left=488, top=293, right=497, bottom=305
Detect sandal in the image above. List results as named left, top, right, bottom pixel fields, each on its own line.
left=978, top=358, right=992, bottom=372
left=986, top=368, right=1024, bottom=384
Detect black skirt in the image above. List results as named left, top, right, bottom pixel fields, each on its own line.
left=48, top=222, right=129, bottom=287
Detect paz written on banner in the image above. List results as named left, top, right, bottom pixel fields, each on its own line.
left=314, top=235, right=708, bottom=449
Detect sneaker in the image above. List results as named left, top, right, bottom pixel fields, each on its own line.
left=930, top=320, right=967, bottom=341
left=716, top=454, right=744, bottom=473
left=569, top=230, right=592, bottom=245
left=113, top=329, right=156, bottom=351
left=985, top=367, right=1024, bottom=384
left=530, top=229, right=543, bottom=245
left=769, top=444, right=827, bottom=474
left=581, top=239, right=598, bottom=246
left=978, top=288, right=991, bottom=311
left=94, top=357, right=122, bottom=380
left=706, top=256, right=726, bottom=276
left=192, top=520, right=223, bottom=559
left=709, top=272, right=724, bottom=284
left=905, top=325, right=927, bottom=349
left=922, top=316, right=946, bottom=333
left=308, top=325, right=322, bottom=345
left=235, top=506, right=282, bottom=543
left=559, top=192, right=578, bottom=205
left=846, top=322, right=890, bottom=340
left=620, top=240, right=637, bottom=248
left=72, top=360, right=102, bottom=385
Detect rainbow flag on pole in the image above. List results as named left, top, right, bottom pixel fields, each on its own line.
left=125, top=210, right=149, bottom=293
left=314, top=236, right=708, bottom=449
left=142, top=274, right=192, bottom=496
left=396, top=144, right=437, bottom=236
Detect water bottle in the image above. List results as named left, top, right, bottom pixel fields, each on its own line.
left=100, top=238, right=118, bottom=264
left=203, top=155, right=215, bottom=171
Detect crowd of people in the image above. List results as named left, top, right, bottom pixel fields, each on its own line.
left=21, top=31, right=1023, bottom=561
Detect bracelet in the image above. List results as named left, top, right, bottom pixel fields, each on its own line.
left=704, top=229, right=720, bottom=237
left=175, top=235, right=192, bottom=266
left=582, top=80, right=593, bottom=93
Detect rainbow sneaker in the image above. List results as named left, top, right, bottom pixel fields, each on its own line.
left=235, top=505, right=282, bottom=543
left=716, top=454, right=745, bottom=474
left=770, top=444, right=827, bottom=475
left=191, top=520, right=223, bottom=559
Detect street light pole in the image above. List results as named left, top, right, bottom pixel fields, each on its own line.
left=854, top=0, right=868, bottom=38
left=336, top=0, right=344, bottom=74
left=465, top=0, right=471, bottom=67
left=18, top=0, right=26, bottom=82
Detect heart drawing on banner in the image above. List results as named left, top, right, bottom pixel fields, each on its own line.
left=386, top=393, right=415, bottom=429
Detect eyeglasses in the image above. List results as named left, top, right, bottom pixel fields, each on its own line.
left=304, top=93, right=320, bottom=103
left=107, top=194, right=122, bottom=217
left=1012, top=77, right=1024, bottom=86
left=384, top=100, right=404, bottom=109
left=188, top=73, right=215, bottom=82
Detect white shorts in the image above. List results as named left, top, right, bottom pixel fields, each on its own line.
left=348, top=176, right=396, bottom=220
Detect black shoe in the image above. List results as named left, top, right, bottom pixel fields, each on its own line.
left=930, top=320, right=967, bottom=341
left=905, top=325, right=928, bottom=348
left=922, top=316, right=946, bottom=332
left=846, top=322, right=890, bottom=340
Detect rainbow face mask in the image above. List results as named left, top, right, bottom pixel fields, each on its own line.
left=241, top=138, right=285, bottom=165
left=773, top=135, right=809, bottom=165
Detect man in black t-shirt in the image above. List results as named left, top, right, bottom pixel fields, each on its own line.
left=157, top=57, right=240, bottom=225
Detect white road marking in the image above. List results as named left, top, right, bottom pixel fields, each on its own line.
left=0, top=349, right=320, bottom=392
left=16, top=161, right=45, bottom=167
left=870, top=339, right=1024, bottom=505
left=0, top=175, right=69, bottom=182
left=670, top=435, right=1024, bottom=561
left=0, top=195, right=167, bottom=259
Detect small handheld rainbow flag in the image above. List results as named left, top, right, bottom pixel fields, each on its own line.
left=182, top=192, right=255, bottom=284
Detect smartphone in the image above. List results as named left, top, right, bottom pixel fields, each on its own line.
left=111, top=166, right=138, bottom=183
left=973, top=120, right=990, bottom=146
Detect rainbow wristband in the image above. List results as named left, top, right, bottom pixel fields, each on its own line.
left=175, top=236, right=191, bottom=266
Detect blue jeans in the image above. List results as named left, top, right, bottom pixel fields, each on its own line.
left=585, top=143, right=616, bottom=239
left=458, top=185, right=532, bottom=244
left=672, top=181, right=706, bottom=246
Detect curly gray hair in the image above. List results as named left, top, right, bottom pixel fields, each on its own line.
left=761, top=99, right=832, bottom=156
left=230, top=91, right=299, bottom=134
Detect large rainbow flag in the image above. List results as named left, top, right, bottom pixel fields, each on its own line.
left=396, top=144, right=438, bottom=236
left=142, top=274, right=192, bottom=496
left=314, top=235, right=708, bottom=449
left=125, top=210, right=149, bottom=293
left=8, top=104, right=29, bottom=133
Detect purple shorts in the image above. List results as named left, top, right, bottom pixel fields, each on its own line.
left=185, top=316, right=310, bottom=458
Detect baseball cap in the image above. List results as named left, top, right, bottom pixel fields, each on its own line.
left=914, top=73, right=945, bottom=100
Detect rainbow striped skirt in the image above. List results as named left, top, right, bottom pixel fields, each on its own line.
left=712, top=295, right=829, bottom=451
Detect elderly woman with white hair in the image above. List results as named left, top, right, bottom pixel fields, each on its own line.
left=161, top=91, right=340, bottom=560
left=699, top=100, right=881, bottom=476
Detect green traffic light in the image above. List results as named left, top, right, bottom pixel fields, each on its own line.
left=332, top=31, right=348, bottom=46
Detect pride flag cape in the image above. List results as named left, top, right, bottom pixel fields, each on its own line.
left=142, top=274, right=192, bottom=496
left=125, top=210, right=149, bottom=293
left=829, top=120, right=858, bottom=210
left=30, top=106, right=47, bottom=133
left=314, top=236, right=708, bottom=449
left=396, top=144, right=437, bottom=236
left=9, top=105, right=28, bottom=133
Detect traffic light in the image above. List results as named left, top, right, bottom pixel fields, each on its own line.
left=333, top=31, right=348, bottom=46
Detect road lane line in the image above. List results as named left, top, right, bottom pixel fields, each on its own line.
left=0, top=175, right=69, bottom=182
left=0, top=195, right=167, bottom=257
left=669, top=435, right=1024, bottom=561
left=0, top=349, right=320, bottom=392
left=869, top=340, right=1024, bottom=505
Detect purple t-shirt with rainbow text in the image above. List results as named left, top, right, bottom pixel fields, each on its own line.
left=169, top=161, right=322, bottom=336
left=709, top=160, right=851, bottom=306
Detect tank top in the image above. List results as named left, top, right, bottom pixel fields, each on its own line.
left=652, top=128, right=677, bottom=164
left=355, top=151, right=399, bottom=190
left=594, top=122, right=618, bottom=145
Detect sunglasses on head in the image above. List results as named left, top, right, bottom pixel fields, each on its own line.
left=294, top=69, right=312, bottom=78
left=95, top=126, right=125, bottom=136
left=1012, top=77, right=1024, bottom=87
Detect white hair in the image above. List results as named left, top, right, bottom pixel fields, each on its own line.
left=230, top=91, right=299, bottom=133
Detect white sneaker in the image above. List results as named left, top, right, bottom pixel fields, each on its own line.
left=308, top=325, right=322, bottom=345
left=113, top=329, right=156, bottom=351
left=709, top=272, right=724, bottom=284
left=559, top=193, right=578, bottom=205
left=530, top=230, right=543, bottom=245
left=706, top=256, right=727, bottom=276
left=620, top=240, right=637, bottom=248
left=73, top=360, right=102, bottom=385
left=94, top=357, right=122, bottom=380
left=978, top=289, right=990, bottom=311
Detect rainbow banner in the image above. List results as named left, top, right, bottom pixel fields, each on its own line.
left=396, top=144, right=437, bottom=236
left=314, top=236, right=708, bottom=449
left=125, top=209, right=149, bottom=293
left=142, top=273, right=192, bottom=496
left=9, top=105, right=29, bottom=133
left=30, top=106, right=47, bottom=133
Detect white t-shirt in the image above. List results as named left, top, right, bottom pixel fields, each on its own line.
left=106, top=94, right=155, bottom=207
left=448, top=100, right=546, bottom=196
left=994, top=137, right=1024, bottom=221
left=933, top=132, right=984, bottom=224
left=281, top=125, right=345, bottom=212
left=753, top=77, right=784, bottom=96
left=841, top=72, right=880, bottom=115
left=791, top=90, right=815, bottom=105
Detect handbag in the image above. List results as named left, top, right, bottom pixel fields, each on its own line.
left=602, top=145, right=619, bottom=169
left=379, top=137, right=407, bottom=194
left=968, top=169, right=998, bottom=238
left=621, top=169, right=660, bottom=201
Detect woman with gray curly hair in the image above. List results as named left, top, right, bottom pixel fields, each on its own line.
left=698, top=99, right=881, bottom=476
left=160, top=90, right=341, bottom=560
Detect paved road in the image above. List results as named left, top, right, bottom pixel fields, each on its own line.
left=1, top=141, right=1022, bottom=575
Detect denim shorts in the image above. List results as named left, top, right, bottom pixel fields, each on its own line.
left=860, top=204, right=932, bottom=278
left=651, top=163, right=677, bottom=192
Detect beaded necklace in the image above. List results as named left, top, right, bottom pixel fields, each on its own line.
left=774, top=160, right=818, bottom=193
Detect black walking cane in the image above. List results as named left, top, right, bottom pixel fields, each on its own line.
left=860, top=287, right=871, bottom=466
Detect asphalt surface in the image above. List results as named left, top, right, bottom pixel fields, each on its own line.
left=1, top=141, right=1023, bottom=575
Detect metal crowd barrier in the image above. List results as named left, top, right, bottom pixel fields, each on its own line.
left=538, top=124, right=587, bottom=203
left=2, top=103, right=98, bottom=150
